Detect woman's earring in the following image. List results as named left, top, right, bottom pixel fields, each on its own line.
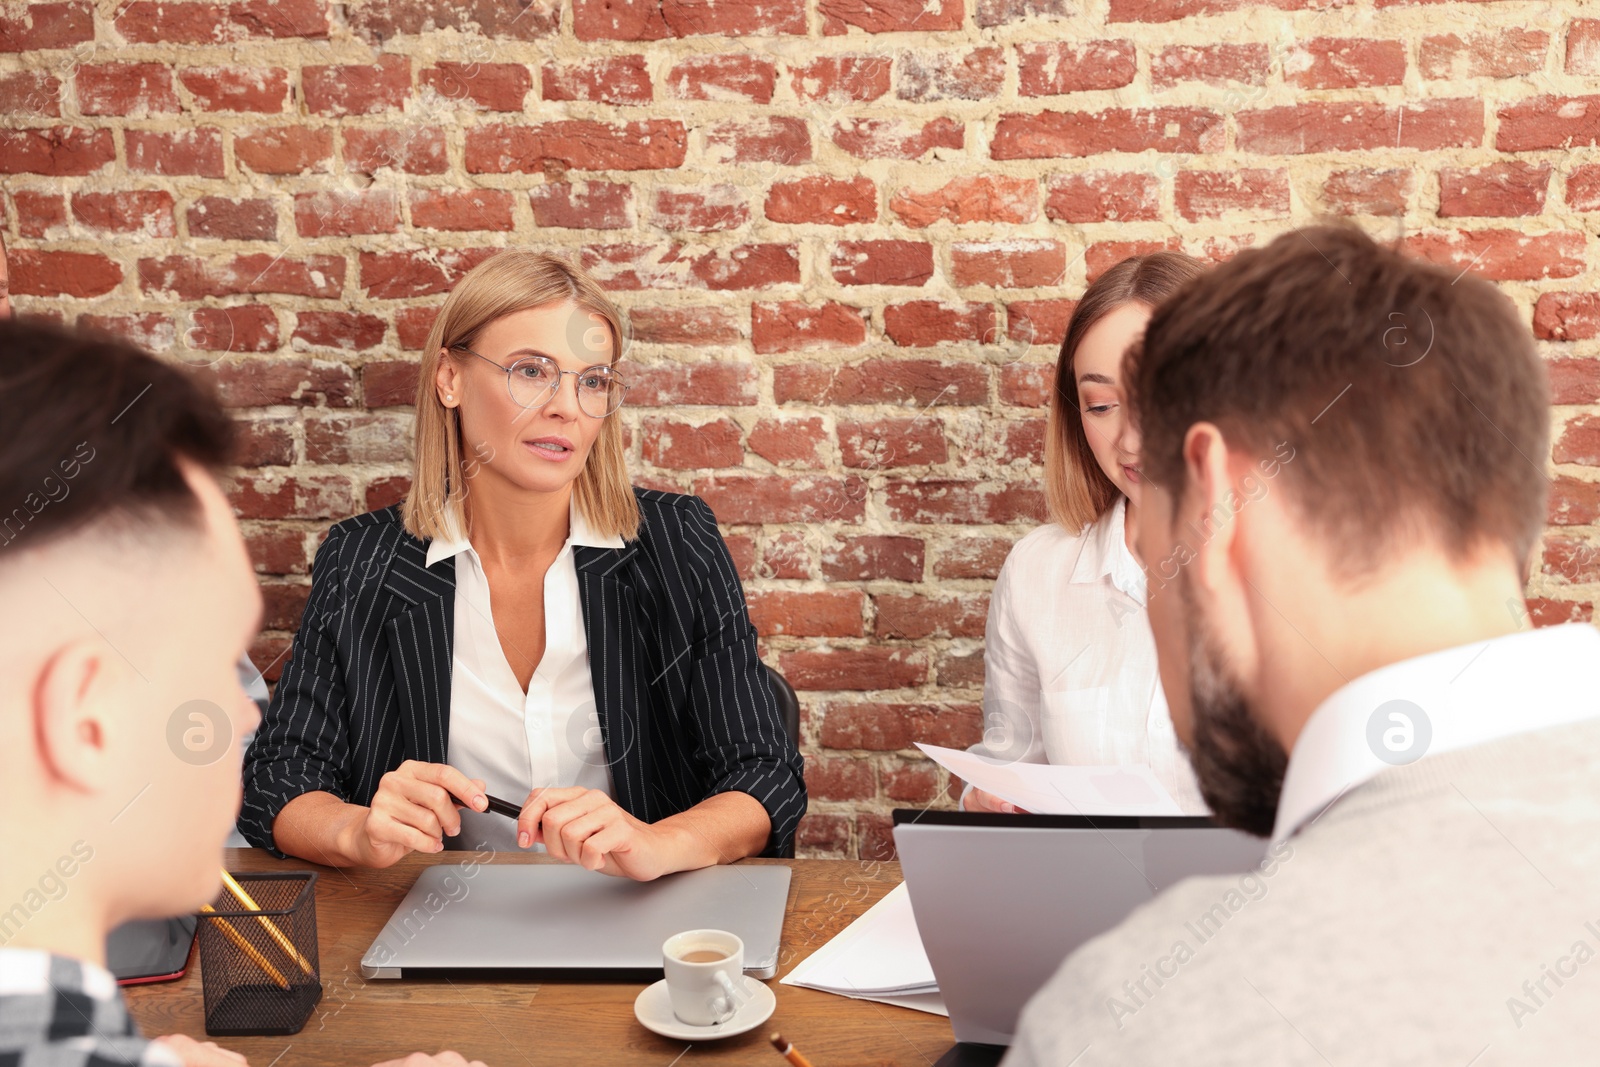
left=446, top=394, right=454, bottom=403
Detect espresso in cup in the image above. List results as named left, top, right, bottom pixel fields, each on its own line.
left=662, top=929, right=746, bottom=1026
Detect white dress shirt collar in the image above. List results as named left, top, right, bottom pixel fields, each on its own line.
left=1068, top=496, right=1147, bottom=607
left=425, top=495, right=624, bottom=569
left=1272, top=622, right=1600, bottom=843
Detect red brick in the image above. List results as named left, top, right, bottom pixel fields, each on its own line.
left=304, top=412, right=411, bottom=465
left=71, top=191, right=175, bottom=237
left=1006, top=303, right=1074, bottom=350
left=976, top=0, right=1070, bottom=25
left=258, top=580, right=311, bottom=631
left=346, top=0, right=557, bottom=41
left=236, top=417, right=295, bottom=467
left=76, top=63, right=177, bottom=116
left=938, top=648, right=983, bottom=688
left=1045, top=170, right=1160, bottom=223
left=653, top=185, right=750, bottom=233
left=819, top=0, right=960, bottom=33
left=203, top=358, right=356, bottom=408
left=541, top=56, right=652, bottom=104
left=1401, top=229, right=1584, bottom=282
left=783, top=649, right=927, bottom=692
left=228, top=473, right=356, bottom=521
left=467, top=120, right=686, bottom=173
left=831, top=117, right=964, bottom=161
left=839, top=418, right=948, bottom=469
left=77, top=312, right=173, bottom=351
left=883, top=480, right=1044, bottom=524
left=252, top=636, right=291, bottom=683
left=640, top=415, right=743, bottom=469
left=934, top=536, right=1016, bottom=579
left=1497, top=96, right=1600, bottom=152
left=805, top=755, right=875, bottom=800
left=363, top=361, right=420, bottom=407
left=796, top=814, right=851, bottom=856
left=581, top=242, right=798, bottom=291
left=303, top=55, right=410, bottom=117
left=293, top=311, right=385, bottom=351
left=0, top=71, right=61, bottom=117
left=1569, top=19, right=1600, bottom=75
left=752, top=302, right=867, bottom=354
left=180, top=65, right=290, bottom=112
left=395, top=308, right=438, bottom=350
left=0, top=2, right=92, bottom=50
left=1175, top=168, right=1290, bottom=221
left=1285, top=38, right=1406, bottom=89
left=1541, top=535, right=1600, bottom=584
left=694, top=474, right=866, bottom=524
left=705, top=117, right=810, bottom=165
left=1018, top=40, right=1136, bottom=96
left=992, top=417, right=1046, bottom=464
left=1535, top=294, right=1600, bottom=342
left=1321, top=168, right=1414, bottom=216
left=358, top=248, right=496, bottom=300
left=186, top=197, right=275, bottom=240
left=114, top=0, right=329, bottom=43
left=725, top=534, right=757, bottom=581
left=575, top=0, right=804, bottom=39
left=749, top=591, right=865, bottom=638
left=365, top=476, right=411, bottom=512
left=857, top=813, right=897, bottom=861
left=294, top=190, right=400, bottom=237
left=187, top=305, right=280, bottom=353
left=1549, top=475, right=1600, bottom=526
left=1420, top=31, right=1548, bottom=80
left=790, top=55, right=890, bottom=103
left=0, top=127, right=114, bottom=176
left=529, top=182, right=634, bottom=229
left=951, top=240, right=1066, bottom=288
left=822, top=536, right=924, bottom=582
left=244, top=526, right=309, bottom=575
left=1526, top=597, right=1594, bottom=628
left=830, top=240, right=933, bottom=286
left=748, top=416, right=827, bottom=468
left=235, top=126, right=333, bottom=174
left=626, top=361, right=758, bottom=406
left=1151, top=43, right=1269, bottom=89
left=409, top=189, right=515, bottom=231
left=1553, top=414, right=1600, bottom=466
left=1106, top=0, right=1317, bottom=19
left=884, top=760, right=941, bottom=803
left=776, top=359, right=986, bottom=406
left=890, top=176, right=1036, bottom=227
left=1085, top=238, right=1181, bottom=282
left=344, top=127, right=447, bottom=175
left=629, top=306, right=739, bottom=346
left=418, top=63, right=532, bottom=111
left=883, top=302, right=997, bottom=346
left=10, top=250, right=122, bottom=298
left=897, top=47, right=1004, bottom=102
left=1239, top=99, right=1482, bottom=154
left=1438, top=162, right=1550, bottom=218
left=1548, top=356, right=1600, bottom=405
left=126, top=128, right=224, bottom=177
left=992, top=107, right=1221, bottom=159
left=762, top=531, right=812, bottom=580
left=666, top=54, right=775, bottom=102
left=1568, top=165, right=1600, bottom=211
left=140, top=254, right=345, bottom=299
left=765, top=176, right=877, bottom=226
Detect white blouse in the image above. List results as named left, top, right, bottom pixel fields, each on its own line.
left=426, top=497, right=625, bottom=851
left=972, top=497, right=1209, bottom=814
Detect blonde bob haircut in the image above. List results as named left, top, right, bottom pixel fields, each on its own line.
left=403, top=249, right=641, bottom=544
left=1044, top=251, right=1205, bottom=533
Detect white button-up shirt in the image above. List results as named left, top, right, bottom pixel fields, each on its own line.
left=974, top=497, right=1208, bottom=814
left=1273, top=621, right=1600, bottom=842
left=426, top=497, right=625, bottom=851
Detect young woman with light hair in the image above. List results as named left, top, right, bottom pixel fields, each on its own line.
left=242, top=250, right=806, bottom=877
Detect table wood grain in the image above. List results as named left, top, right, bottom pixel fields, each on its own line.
left=122, top=849, right=954, bottom=1067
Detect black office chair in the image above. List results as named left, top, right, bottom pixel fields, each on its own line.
left=764, top=662, right=801, bottom=748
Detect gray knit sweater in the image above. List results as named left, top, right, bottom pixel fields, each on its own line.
left=1003, top=717, right=1600, bottom=1066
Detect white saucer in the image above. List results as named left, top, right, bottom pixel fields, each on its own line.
left=634, top=977, right=776, bottom=1041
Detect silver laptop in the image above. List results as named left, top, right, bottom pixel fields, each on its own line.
left=361, top=863, right=791, bottom=980
left=893, top=810, right=1265, bottom=1062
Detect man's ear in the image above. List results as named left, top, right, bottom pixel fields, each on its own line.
left=34, top=638, right=121, bottom=794
left=1179, top=421, right=1262, bottom=681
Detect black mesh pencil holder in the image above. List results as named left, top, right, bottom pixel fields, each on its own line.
left=197, top=871, right=323, bottom=1036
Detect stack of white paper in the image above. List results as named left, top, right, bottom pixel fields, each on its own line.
left=780, top=882, right=946, bottom=1016
left=915, top=743, right=1184, bottom=816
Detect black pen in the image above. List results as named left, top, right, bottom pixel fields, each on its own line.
left=480, top=794, right=522, bottom=819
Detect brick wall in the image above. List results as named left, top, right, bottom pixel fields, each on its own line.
left=3, top=0, right=1597, bottom=859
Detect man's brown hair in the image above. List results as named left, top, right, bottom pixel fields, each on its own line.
left=1129, top=224, right=1549, bottom=577
left=0, top=317, right=234, bottom=554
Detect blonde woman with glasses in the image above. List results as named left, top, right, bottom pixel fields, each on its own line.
left=241, top=250, right=806, bottom=878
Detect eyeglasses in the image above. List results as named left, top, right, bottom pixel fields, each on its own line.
left=451, top=346, right=629, bottom=419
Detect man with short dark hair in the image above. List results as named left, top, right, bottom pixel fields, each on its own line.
left=1004, top=225, right=1600, bottom=1063
left=0, top=318, right=488, bottom=1067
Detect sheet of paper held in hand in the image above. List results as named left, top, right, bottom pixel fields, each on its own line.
left=915, top=743, right=1185, bottom=816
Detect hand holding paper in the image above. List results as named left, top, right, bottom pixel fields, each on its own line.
left=917, top=744, right=1184, bottom=816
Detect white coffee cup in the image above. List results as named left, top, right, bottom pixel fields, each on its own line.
left=662, top=929, right=747, bottom=1027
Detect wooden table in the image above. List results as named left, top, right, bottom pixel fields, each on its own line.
left=124, top=848, right=955, bottom=1066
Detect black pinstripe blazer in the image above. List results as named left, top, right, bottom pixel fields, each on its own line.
left=239, top=487, right=807, bottom=858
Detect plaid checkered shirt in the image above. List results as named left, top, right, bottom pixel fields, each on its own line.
left=0, top=949, right=181, bottom=1067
